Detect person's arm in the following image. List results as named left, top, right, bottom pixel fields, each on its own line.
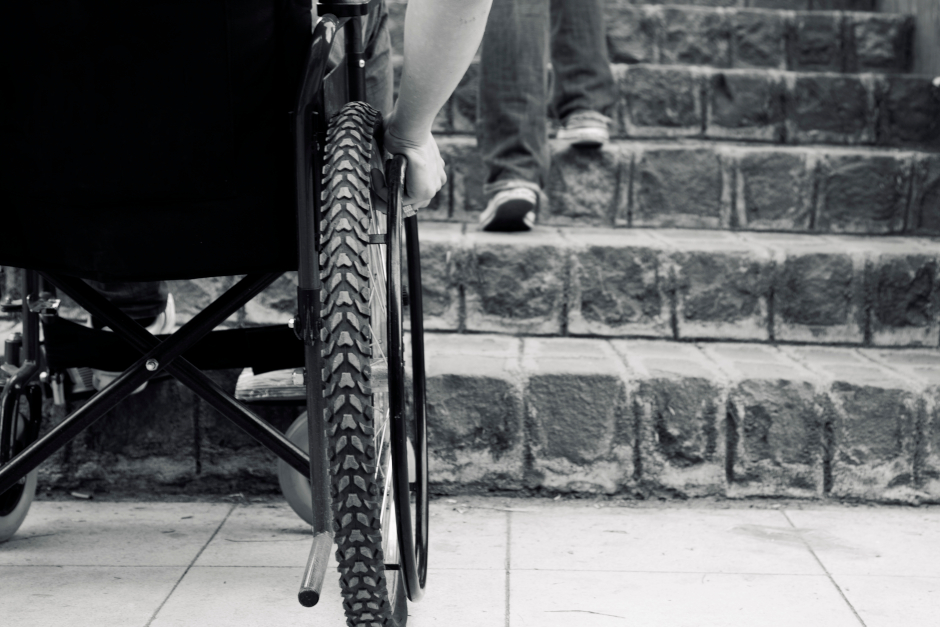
left=381, top=0, right=492, bottom=209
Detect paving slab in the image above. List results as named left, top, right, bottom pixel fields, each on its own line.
left=832, top=575, right=940, bottom=627
left=0, top=565, right=185, bottom=627
left=785, top=508, right=940, bottom=577
left=0, top=502, right=232, bottom=567
left=509, top=570, right=859, bottom=627
left=510, top=507, right=824, bottom=574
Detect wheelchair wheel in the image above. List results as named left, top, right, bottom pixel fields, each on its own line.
left=0, top=385, right=41, bottom=543
left=320, top=101, right=413, bottom=626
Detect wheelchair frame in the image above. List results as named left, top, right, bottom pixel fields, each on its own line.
left=0, top=0, right=429, bottom=615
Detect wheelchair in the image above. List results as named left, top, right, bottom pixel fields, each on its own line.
left=0, top=1, right=429, bottom=624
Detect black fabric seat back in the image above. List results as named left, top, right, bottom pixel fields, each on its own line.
left=1, top=1, right=313, bottom=280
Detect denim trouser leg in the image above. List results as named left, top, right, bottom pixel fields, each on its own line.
left=549, top=0, right=615, bottom=121
left=479, top=0, right=614, bottom=192
left=479, top=0, right=550, bottom=190
left=90, top=1, right=394, bottom=322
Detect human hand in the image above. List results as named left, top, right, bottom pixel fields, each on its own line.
left=370, top=115, right=447, bottom=217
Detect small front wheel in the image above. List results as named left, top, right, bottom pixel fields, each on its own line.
left=0, top=386, right=41, bottom=543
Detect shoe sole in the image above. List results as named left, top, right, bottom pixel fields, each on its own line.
left=481, top=199, right=534, bottom=232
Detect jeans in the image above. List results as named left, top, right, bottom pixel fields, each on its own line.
left=93, top=0, right=394, bottom=320
left=478, top=0, right=614, bottom=193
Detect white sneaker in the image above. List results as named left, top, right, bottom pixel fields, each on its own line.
left=92, top=293, right=177, bottom=393
left=556, top=110, right=610, bottom=148
left=479, top=187, right=538, bottom=232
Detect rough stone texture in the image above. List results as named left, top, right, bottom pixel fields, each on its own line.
left=658, top=230, right=773, bottom=341
left=523, top=338, right=632, bottom=493
left=849, top=13, right=914, bottom=72
left=753, top=234, right=867, bottom=343
left=911, top=154, right=940, bottom=234
left=565, top=229, right=672, bottom=337
left=169, top=276, right=241, bottom=327
left=865, top=245, right=939, bottom=347
left=732, top=9, right=787, bottom=69
left=660, top=6, right=731, bottom=67
left=544, top=143, right=622, bottom=226
left=815, top=153, right=910, bottom=234
left=422, top=335, right=525, bottom=489
left=790, top=12, right=844, bottom=72
left=735, top=149, right=815, bottom=231
left=411, top=223, right=464, bottom=331
left=706, top=70, right=787, bottom=142
left=631, top=147, right=723, bottom=228
left=439, top=136, right=486, bottom=221
left=462, top=230, right=567, bottom=335
left=702, top=344, right=823, bottom=497
left=823, top=365, right=920, bottom=502
left=618, top=65, right=704, bottom=138
left=876, top=75, right=940, bottom=149
left=613, top=340, right=727, bottom=496
left=242, top=273, right=295, bottom=326
left=788, top=74, right=875, bottom=145
left=604, top=3, right=660, bottom=64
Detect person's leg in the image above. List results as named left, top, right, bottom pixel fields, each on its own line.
left=549, top=0, right=614, bottom=144
left=364, top=0, right=394, bottom=119
left=478, top=0, right=550, bottom=192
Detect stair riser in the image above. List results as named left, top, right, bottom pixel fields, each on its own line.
left=431, top=139, right=940, bottom=235
left=441, top=63, right=940, bottom=149
left=34, top=337, right=940, bottom=504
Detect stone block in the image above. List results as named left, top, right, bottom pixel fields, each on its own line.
left=565, top=229, right=672, bottom=337
left=604, top=4, right=659, bottom=64
left=169, top=276, right=240, bottom=327
left=658, top=230, right=773, bottom=341
left=700, top=343, right=823, bottom=496
left=613, top=340, right=727, bottom=497
left=731, top=9, right=787, bottom=69
left=924, top=386, right=940, bottom=502
left=462, top=230, right=567, bottom=335
left=790, top=13, right=844, bottom=72
left=619, top=65, right=704, bottom=138
left=755, top=235, right=866, bottom=343
left=660, top=6, right=731, bottom=67
left=413, top=223, right=464, bottom=331
left=523, top=338, right=632, bottom=493
left=815, top=153, right=910, bottom=234
left=788, top=74, right=875, bottom=145
left=911, top=154, right=940, bottom=234
left=868, top=250, right=939, bottom=347
left=631, top=147, right=724, bottom=228
left=812, top=0, right=875, bottom=9
left=423, top=339, right=525, bottom=489
left=849, top=14, right=913, bottom=73
left=544, top=142, right=622, bottom=226
left=706, top=70, right=786, bottom=142
left=735, top=149, right=814, bottom=231
left=876, top=75, right=940, bottom=149
left=823, top=369, right=920, bottom=502
left=440, top=136, right=485, bottom=221
left=749, top=0, right=809, bottom=8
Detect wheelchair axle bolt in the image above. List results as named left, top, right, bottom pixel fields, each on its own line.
left=358, top=59, right=365, bottom=68
left=145, top=359, right=159, bottom=372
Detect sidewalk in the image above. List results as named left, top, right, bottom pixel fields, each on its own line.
left=1, top=497, right=937, bottom=627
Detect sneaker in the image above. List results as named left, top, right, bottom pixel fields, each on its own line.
left=556, top=110, right=610, bottom=148
left=479, top=187, right=538, bottom=232
left=91, top=293, right=177, bottom=393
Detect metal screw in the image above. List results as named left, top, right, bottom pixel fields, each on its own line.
left=145, top=359, right=159, bottom=372
left=358, top=59, right=365, bottom=68
left=288, top=318, right=296, bottom=329
left=39, top=371, right=49, bottom=383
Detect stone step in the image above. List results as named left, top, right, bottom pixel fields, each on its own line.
left=602, top=5, right=913, bottom=73
left=431, top=137, right=939, bottom=235
left=442, top=62, right=940, bottom=149
left=28, top=335, right=940, bottom=504
left=411, top=224, right=940, bottom=347
left=616, top=1, right=876, bottom=9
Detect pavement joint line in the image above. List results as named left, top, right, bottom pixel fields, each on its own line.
left=504, top=510, right=511, bottom=627
left=143, top=503, right=237, bottom=627
left=781, top=510, right=868, bottom=627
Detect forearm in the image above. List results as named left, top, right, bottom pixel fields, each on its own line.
left=389, top=0, right=492, bottom=142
